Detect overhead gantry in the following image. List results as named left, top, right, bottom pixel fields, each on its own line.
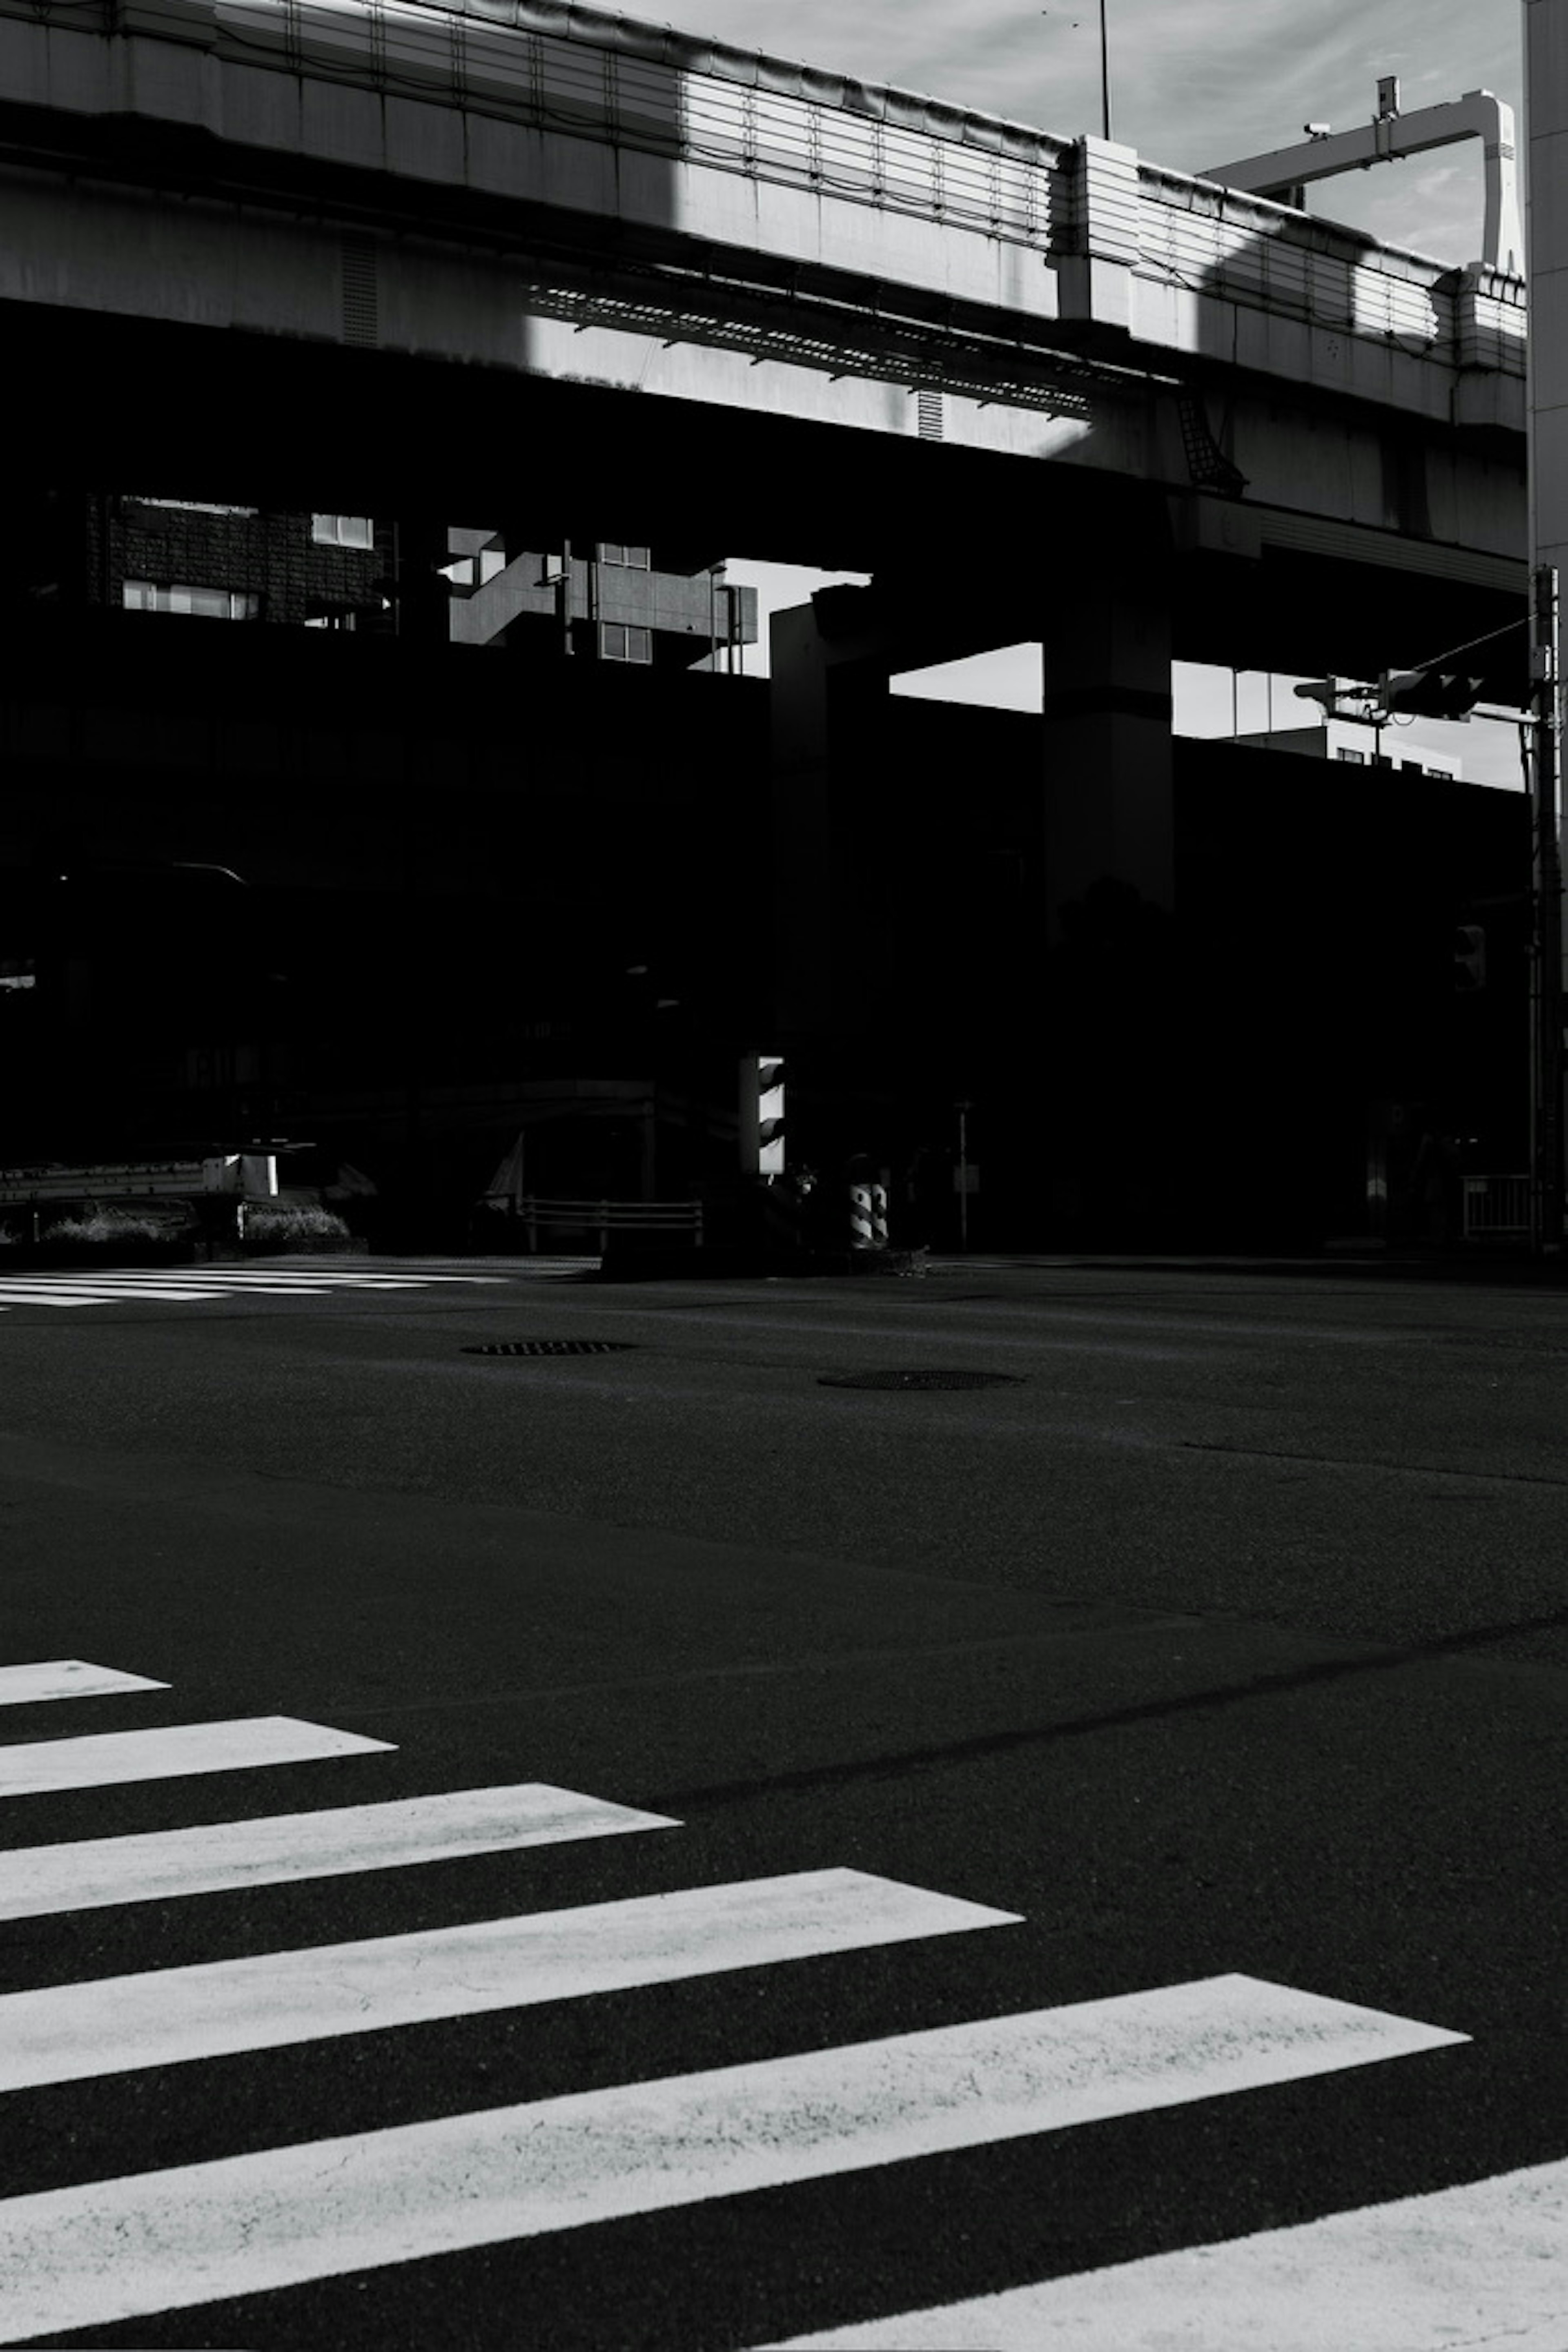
left=1204, top=80, right=1523, bottom=280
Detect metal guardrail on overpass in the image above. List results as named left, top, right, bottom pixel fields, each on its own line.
left=2, top=0, right=1525, bottom=418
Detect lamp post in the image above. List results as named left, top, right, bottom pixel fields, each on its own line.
left=1041, top=5, right=1111, bottom=142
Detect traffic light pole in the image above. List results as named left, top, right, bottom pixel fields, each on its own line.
left=1530, top=564, right=1566, bottom=1256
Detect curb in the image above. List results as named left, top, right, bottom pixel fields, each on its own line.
left=594, top=1245, right=928, bottom=1282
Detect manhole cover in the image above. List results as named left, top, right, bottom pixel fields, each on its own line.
left=817, top=1368, right=1024, bottom=1391
left=461, top=1340, right=639, bottom=1357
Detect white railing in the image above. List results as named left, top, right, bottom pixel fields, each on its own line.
left=1461, top=1174, right=1530, bottom=1239
left=483, top=1195, right=704, bottom=1253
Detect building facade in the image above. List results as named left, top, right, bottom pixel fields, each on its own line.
left=10, top=492, right=758, bottom=668
left=1227, top=719, right=1463, bottom=779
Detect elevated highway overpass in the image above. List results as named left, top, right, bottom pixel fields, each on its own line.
left=0, top=0, right=1528, bottom=669
left=0, top=0, right=1541, bottom=1235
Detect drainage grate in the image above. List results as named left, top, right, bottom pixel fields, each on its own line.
left=462, top=1340, right=638, bottom=1357
left=818, top=1368, right=1024, bottom=1391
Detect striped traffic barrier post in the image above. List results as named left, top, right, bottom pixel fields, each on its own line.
left=849, top=1184, right=875, bottom=1249
left=849, top=1184, right=889, bottom=1250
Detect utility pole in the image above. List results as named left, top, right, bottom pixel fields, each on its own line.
left=1531, top=565, right=1565, bottom=1252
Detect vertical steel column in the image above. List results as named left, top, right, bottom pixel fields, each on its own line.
left=1531, top=565, right=1565, bottom=1252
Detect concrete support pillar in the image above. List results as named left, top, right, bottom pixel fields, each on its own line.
left=1041, top=559, right=1175, bottom=939
left=768, top=598, right=891, bottom=1043
left=768, top=597, right=895, bottom=1179
left=1038, top=534, right=1179, bottom=1242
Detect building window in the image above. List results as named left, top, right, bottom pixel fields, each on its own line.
left=122, top=581, right=260, bottom=619
left=601, top=623, right=652, bottom=663
left=311, top=515, right=375, bottom=548
left=1334, top=747, right=1365, bottom=763
left=305, top=608, right=357, bottom=630
left=600, top=544, right=651, bottom=569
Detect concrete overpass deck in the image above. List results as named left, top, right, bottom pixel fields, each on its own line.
left=0, top=0, right=1525, bottom=470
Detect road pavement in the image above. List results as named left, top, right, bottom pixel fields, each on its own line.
left=0, top=1250, right=1563, bottom=2348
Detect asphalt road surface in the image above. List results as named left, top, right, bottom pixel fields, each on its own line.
left=0, top=1249, right=1564, bottom=2350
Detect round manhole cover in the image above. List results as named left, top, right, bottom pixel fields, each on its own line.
left=461, top=1340, right=639, bottom=1357
left=817, top=1368, right=1024, bottom=1391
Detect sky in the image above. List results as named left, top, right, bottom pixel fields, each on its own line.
left=676, top=0, right=1525, bottom=784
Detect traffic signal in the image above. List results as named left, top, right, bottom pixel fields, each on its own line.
left=1454, top=923, right=1486, bottom=991
left=738, top=1051, right=786, bottom=1177
left=1379, top=668, right=1484, bottom=720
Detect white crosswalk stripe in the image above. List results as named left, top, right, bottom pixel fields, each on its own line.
left=0, top=1659, right=168, bottom=1707
left=0, top=1978, right=1464, bottom=2345
left=0, top=1265, right=513, bottom=1310
left=755, top=2160, right=1568, bottom=2350
left=0, top=1715, right=393, bottom=1797
left=0, top=1654, right=1488, bottom=2349
left=0, top=1869, right=1019, bottom=2092
left=0, top=1782, right=678, bottom=1919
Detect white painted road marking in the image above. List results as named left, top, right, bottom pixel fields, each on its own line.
left=0, top=1268, right=511, bottom=1310
left=0, top=1782, right=678, bottom=1920
left=49, top=1270, right=472, bottom=1289
left=34, top=1274, right=464, bottom=1290
left=0, top=1869, right=1020, bottom=2092
left=0, top=1288, right=168, bottom=1304
left=0, top=1269, right=505, bottom=1283
left=754, top=2156, right=1568, bottom=2350
left=0, top=1975, right=1463, bottom=2343
left=0, top=1661, right=169, bottom=1708
left=0, top=1717, right=394, bottom=1798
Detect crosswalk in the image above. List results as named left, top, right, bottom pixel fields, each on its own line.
left=0, top=1657, right=1534, bottom=2348
left=0, top=1263, right=523, bottom=1310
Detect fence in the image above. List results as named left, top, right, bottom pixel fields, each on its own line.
left=509, top=1196, right=704, bottom=1254
left=1461, top=1174, right=1530, bottom=1241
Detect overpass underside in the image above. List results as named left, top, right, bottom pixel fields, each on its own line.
left=0, top=576, right=1530, bottom=1253
left=11, top=299, right=1528, bottom=700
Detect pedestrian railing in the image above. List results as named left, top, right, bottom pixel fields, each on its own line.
left=496, top=1196, right=705, bottom=1254
left=1461, top=1174, right=1530, bottom=1240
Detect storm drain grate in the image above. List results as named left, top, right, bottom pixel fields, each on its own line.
left=818, top=1368, right=1024, bottom=1391
left=462, top=1340, right=638, bottom=1357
